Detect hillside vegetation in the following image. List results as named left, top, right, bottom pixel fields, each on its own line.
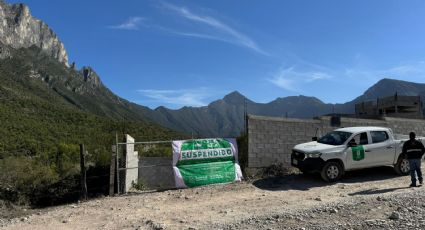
left=0, top=46, right=185, bottom=206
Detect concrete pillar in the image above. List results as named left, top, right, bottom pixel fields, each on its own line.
left=124, top=134, right=139, bottom=193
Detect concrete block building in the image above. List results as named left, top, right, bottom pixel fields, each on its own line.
left=355, top=94, right=423, bottom=119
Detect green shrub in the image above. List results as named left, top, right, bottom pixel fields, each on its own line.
left=0, top=156, right=59, bottom=205
left=136, top=143, right=172, bottom=157
left=0, top=45, right=187, bottom=205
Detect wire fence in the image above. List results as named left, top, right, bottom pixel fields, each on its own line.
left=1, top=138, right=176, bottom=206
left=113, top=137, right=174, bottom=194
left=0, top=163, right=111, bottom=207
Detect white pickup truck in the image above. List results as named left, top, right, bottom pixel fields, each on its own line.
left=291, top=126, right=423, bottom=182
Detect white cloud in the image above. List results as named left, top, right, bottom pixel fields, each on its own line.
left=109, top=17, right=145, bottom=30
left=137, top=88, right=212, bottom=108
left=386, top=61, right=425, bottom=76
left=158, top=2, right=267, bottom=55
left=268, top=67, right=333, bottom=92
left=107, top=3, right=266, bottom=55
left=268, top=69, right=297, bottom=91
left=306, top=72, right=332, bottom=82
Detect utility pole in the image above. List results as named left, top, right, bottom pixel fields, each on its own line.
left=244, top=98, right=248, bottom=135
left=115, top=133, right=120, bottom=195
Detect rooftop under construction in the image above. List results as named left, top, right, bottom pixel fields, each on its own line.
left=355, top=94, right=423, bottom=119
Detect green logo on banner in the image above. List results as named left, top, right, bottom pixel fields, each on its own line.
left=181, top=139, right=231, bottom=151
left=177, top=139, right=236, bottom=187
left=352, top=145, right=365, bottom=161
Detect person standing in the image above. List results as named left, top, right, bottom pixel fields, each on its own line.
left=402, top=132, right=425, bottom=187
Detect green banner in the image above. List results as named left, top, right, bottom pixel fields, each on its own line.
left=178, top=161, right=236, bottom=187
left=351, top=145, right=365, bottom=161
left=173, top=138, right=242, bottom=188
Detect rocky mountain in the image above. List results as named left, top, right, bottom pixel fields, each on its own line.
left=147, top=78, right=425, bottom=137
left=145, top=92, right=335, bottom=137
left=0, top=0, right=68, bottom=65
left=349, top=78, right=425, bottom=103
left=0, top=44, right=160, bottom=123
left=0, top=1, right=182, bottom=157
left=0, top=45, right=183, bottom=151
left=0, top=8, right=184, bottom=205
left=2, top=1, right=425, bottom=140
left=3, top=42, right=420, bottom=139
left=0, top=2, right=176, bottom=143
left=327, top=78, right=425, bottom=115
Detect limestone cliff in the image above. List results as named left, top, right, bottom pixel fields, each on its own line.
left=0, top=0, right=69, bottom=65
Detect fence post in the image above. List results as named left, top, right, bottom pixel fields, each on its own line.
left=80, top=144, right=88, bottom=200
left=109, top=145, right=116, bottom=196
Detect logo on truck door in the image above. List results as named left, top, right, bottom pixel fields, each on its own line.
left=351, top=145, right=365, bottom=161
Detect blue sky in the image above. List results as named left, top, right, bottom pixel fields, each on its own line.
left=8, top=0, right=425, bottom=109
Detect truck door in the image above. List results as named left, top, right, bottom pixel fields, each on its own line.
left=346, top=132, right=370, bottom=169
left=366, top=131, right=394, bottom=165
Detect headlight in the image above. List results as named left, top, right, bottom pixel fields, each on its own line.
left=306, top=152, right=322, bottom=158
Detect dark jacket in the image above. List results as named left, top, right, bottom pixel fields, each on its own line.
left=402, top=139, right=425, bottom=160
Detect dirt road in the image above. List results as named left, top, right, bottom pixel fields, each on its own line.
left=1, top=166, right=424, bottom=230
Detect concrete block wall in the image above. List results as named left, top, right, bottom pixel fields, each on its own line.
left=384, top=117, right=425, bottom=137
left=248, top=116, right=324, bottom=168
left=138, top=157, right=174, bottom=189
left=248, top=115, right=425, bottom=169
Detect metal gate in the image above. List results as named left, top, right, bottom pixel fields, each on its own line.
left=111, top=134, right=174, bottom=195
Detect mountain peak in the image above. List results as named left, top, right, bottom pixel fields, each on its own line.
left=350, top=78, right=425, bottom=104
left=0, top=1, right=69, bottom=66
left=223, top=91, right=246, bottom=104
left=272, top=95, right=325, bottom=105
left=375, top=78, right=405, bottom=85
left=372, top=78, right=422, bottom=96
left=80, top=66, right=103, bottom=88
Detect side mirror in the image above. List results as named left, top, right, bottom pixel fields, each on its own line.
left=312, top=137, right=318, bottom=141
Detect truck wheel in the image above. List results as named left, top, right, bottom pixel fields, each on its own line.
left=320, top=161, right=343, bottom=182
left=394, top=156, right=410, bottom=175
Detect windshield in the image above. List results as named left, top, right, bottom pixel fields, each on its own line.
left=317, top=131, right=352, bottom=146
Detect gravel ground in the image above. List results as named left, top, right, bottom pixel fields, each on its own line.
left=219, top=187, right=425, bottom=230
left=0, top=200, right=33, bottom=221
left=1, top=166, right=425, bottom=230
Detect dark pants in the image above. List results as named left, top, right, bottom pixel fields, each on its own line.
left=409, top=159, right=423, bottom=185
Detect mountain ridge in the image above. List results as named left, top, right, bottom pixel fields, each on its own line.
left=2, top=37, right=422, bottom=138
left=0, top=1, right=68, bottom=65
left=1, top=1, right=424, bottom=139
left=145, top=78, right=425, bottom=137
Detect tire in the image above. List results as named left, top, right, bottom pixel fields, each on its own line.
left=320, top=161, right=343, bottom=182
left=394, top=155, right=410, bottom=175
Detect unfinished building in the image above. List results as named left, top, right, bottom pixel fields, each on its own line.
left=355, top=94, right=423, bottom=119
